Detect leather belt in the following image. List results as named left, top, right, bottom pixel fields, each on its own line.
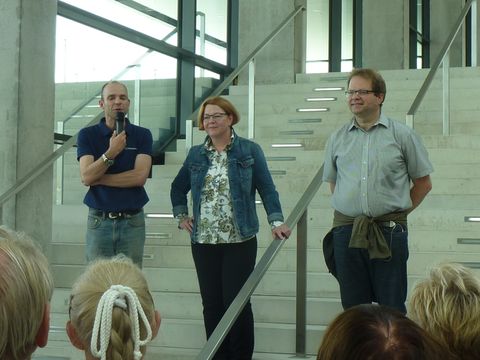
left=91, top=209, right=142, bottom=219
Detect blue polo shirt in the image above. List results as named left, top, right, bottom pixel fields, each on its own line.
left=77, top=118, right=153, bottom=212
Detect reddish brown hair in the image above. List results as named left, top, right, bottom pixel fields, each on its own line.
left=197, top=96, right=240, bottom=130
left=348, top=68, right=387, bottom=106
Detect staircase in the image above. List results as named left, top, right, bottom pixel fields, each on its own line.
left=35, top=67, right=480, bottom=359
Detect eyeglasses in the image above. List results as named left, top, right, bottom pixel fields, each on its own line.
left=203, top=113, right=227, bottom=122
left=345, top=89, right=376, bottom=97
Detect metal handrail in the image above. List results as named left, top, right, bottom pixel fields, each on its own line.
left=186, top=4, right=306, bottom=128
left=0, top=25, right=184, bottom=207
left=406, top=0, right=474, bottom=129
left=196, top=166, right=323, bottom=360
left=0, top=4, right=305, bottom=208
left=60, top=28, right=178, bottom=127
left=0, top=115, right=100, bottom=207
left=191, top=7, right=308, bottom=358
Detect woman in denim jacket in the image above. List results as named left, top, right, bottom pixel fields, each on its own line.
left=170, top=96, right=291, bottom=360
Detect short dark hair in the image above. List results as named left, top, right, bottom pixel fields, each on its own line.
left=317, top=304, right=456, bottom=360
left=100, top=81, right=129, bottom=100
left=348, top=68, right=387, bottom=105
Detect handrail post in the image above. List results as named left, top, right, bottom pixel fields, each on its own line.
left=296, top=209, right=308, bottom=357
left=406, top=114, right=414, bottom=128
left=443, top=52, right=451, bottom=136
left=248, top=59, right=255, bottom=139
left=197, top=11, right=206, bottom=78
left=472, top=0, right=478, bottom=66
left=55, top=121, right=65, bottom=205
left=186, top=119, right=193, bottom=154
left=134, top=64, right=141, bottom=125
left=406, top=0, right=472, bottom=127
left=195, top=165, right=323, bottom=360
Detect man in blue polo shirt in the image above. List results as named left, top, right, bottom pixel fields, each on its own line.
left=77, top=81, right=153, bottom=267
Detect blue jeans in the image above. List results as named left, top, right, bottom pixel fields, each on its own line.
left=85, top=208, right=145, bottom=267
left=332, top=223, right=409, bottom=313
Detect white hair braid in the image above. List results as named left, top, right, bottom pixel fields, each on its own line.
left=90, top=284, right=153, bottom=360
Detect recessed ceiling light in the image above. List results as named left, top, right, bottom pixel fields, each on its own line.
left=271, top=144, right=303, bottom=148
left=306, top=97, right=336, bottom=101
left=145, top=213, right=174, bottom=218
left=296, top=108, right=328, bottom=112
left=313, top=87, right=343, bottom=91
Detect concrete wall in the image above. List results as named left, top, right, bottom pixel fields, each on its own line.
left=430, top=0, right=464, bottom=67
left=238, top=0, right=305, bottom=84
left=0, top=0, right=56, bottom=253
left=361, top=0, right=467, bottom=70
left=362, top=0, right=408, bottom=70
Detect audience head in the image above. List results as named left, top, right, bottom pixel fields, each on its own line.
left=317, top=303, right=454, bottom=360
left=197, top=96, right=240, bottom=130
left=67, top=255, right=160, bottom=360
left=0, top=227, right=53, bottom=360
left=409, top=262, right=480, bottom=359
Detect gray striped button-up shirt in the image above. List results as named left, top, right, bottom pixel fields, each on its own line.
left=323, top=114, right=434, bottom=217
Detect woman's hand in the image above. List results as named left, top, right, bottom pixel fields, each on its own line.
left=272, top=223, right=291, bottom=240
left=179, top=217, right=194, bottom=234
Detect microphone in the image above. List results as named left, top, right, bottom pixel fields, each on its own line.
left=115, top=112, right=125, bottom=134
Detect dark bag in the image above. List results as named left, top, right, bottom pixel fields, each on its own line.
left=322, top=229, right=337, bottom=279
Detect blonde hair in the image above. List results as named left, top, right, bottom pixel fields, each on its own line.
left=197, top=96, right=240, bottom=130
left=409, top=262, right=480, bottom=359
left=0, top=227, right=53, bottom=360
left=69, top=256, right=156, bottom=360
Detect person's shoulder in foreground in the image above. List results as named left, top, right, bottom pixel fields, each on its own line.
left=409, top=262, right=480, bottom=360
left=317, top=303, right=458, bottom=360
left=0, top=226, right=53, bottom=360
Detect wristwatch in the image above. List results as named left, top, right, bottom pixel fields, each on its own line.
left=270, top=220, right=284, bottom=230
left=101, top=153, right=114, bottom=167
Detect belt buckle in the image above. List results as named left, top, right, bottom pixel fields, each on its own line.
left=385, top=221, right=396, bottom=228
left=108, top=212, right=121, bottom=219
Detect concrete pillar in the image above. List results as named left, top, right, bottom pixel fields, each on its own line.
left=238, top=0, right=300, bottom=84
left=362, top=0, right=408, bottom=70
left=475, top=0, right=479, bottom=66
left=0, top=0, right=56, bottom=253
left=430, top=0, right=464, bottom=67
left=294, top=0, right=307, bottom=75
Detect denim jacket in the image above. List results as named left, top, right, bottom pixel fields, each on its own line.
left=170, top=133, right=284, bottom=243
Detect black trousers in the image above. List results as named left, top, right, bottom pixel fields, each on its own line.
left=191, top=237, right=257, bottom=360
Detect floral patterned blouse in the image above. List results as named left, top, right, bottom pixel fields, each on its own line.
left=196, top=136, right=253, bottom=244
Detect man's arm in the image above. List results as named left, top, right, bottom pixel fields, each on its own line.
left=329, top=182, right=336, bottom=194
left=79, top=131, right=126, bottom=186
left=93, top=154, right=152, bottom=188
left=79, top=155, right=109, bottom=186
left=408, top=175, right=432, bottom=213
